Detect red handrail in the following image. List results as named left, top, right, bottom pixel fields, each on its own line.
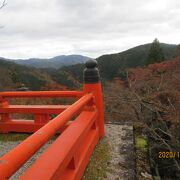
left=0, top=60, right=105, bottom=179
left=0, top=93, right=93, bottom=179
left=0, top=91, right=83, bottom=98
left=20, top=110, right=98, bottom=179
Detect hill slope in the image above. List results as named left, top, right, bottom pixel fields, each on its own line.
left=97, top=43, right=177, bottom=79
left=0, top=42, right=178, bottom=91
left=59, top=43, right=178, bottom=81
left=0, top=58, right=78, bottom=91
left=104, top=56, right=180, bottom=179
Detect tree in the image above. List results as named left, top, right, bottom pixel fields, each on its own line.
left=147, top=38, right=165, bottom=65
left=0, top=0, right=7, bottom=28
left=9, top=68, right=22, bottom=87
left=0, top=0, right=6, bottom=9
left=175, top=44, right=180, bottom=57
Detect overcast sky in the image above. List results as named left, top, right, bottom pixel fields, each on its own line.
left=0, top=0, right=180, bottom=59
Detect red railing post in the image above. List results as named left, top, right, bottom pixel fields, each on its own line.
left=83, top=60, right=105, bottom=138
left=34, top=113, right=50, bottom=124
left=0, top=94, right=93, bottom=179
left=0, top=97, right=10, bottom=128
left=0, top=62, right=105, bottom=179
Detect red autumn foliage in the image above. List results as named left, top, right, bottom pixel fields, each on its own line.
left=126, top=56, right=180, bottom=92
left=108, top=56, right=180, bottom=124
left=42, top=81, right=67, bottom=91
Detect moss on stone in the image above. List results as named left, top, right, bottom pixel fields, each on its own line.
left=135, top=136, right=148, bottom=149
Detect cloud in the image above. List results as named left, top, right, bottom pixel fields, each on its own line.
left=0, top=0, right=180, bottom=59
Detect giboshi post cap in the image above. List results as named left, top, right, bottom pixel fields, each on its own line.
left=85, top=60, right=98, bottom=68
left=84, top=59, right=100, bottom=83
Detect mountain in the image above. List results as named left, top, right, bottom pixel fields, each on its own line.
left=59, top=43, right=178, bottom=81
left=0, top=42, right=178, bottom=91
left=6, top=55, right=91, bottom=69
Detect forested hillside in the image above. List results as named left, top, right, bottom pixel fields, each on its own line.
left=0, top=42, right=178, bottom=91
left=104, top=56, right=180, bottom=179
left=59, top=43, right=177, bottom=81
left=0, top=40, right=179, bottom=179
left=0, top=58, right=78, bottom=91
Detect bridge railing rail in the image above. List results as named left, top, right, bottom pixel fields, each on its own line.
left=0, top=60, right=104, bottom=180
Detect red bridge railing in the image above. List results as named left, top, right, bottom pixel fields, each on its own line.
left=0, top=60, right=104, bottom=180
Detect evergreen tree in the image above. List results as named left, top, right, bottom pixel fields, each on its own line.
left=9, top=68, right=21, bottom=87
left=175, top=44, right=180, bottom=57
left=147, top=38, right=165, bottom=65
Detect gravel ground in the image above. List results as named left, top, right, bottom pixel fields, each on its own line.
left=0, top=140, right=54, bottom=179
left=104, top=123, right=135, bottom=180
left=0, top=124, right=135, bottom=180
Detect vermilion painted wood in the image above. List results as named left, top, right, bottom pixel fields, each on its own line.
left=0, top=99, right=10, bottom=122
left=0, top=91, right=83, bottom=98
left=83, top=83, right=105, bottom=137
left=0, top=105, right=70, bottom=133
left=0, top=120, right=72, bottom=133
left=0, top=60, right=105, bottom=179
left=0, top=94, right=93, bottom=179
left=0, top=100, right=8, bottom=107
left=34, top=113, right=50, bottom=124
left=20, top=110, right=98, bottom=179
left=0, top=105, right=69, bottom=114
left=0, top=120, right=45, bottom=133
left=59, top=122, right=99, bottom=180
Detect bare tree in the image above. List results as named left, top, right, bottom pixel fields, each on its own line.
left=0, top=0, right=7, bottom=28
left=0, top=0, right=6, bottom=9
